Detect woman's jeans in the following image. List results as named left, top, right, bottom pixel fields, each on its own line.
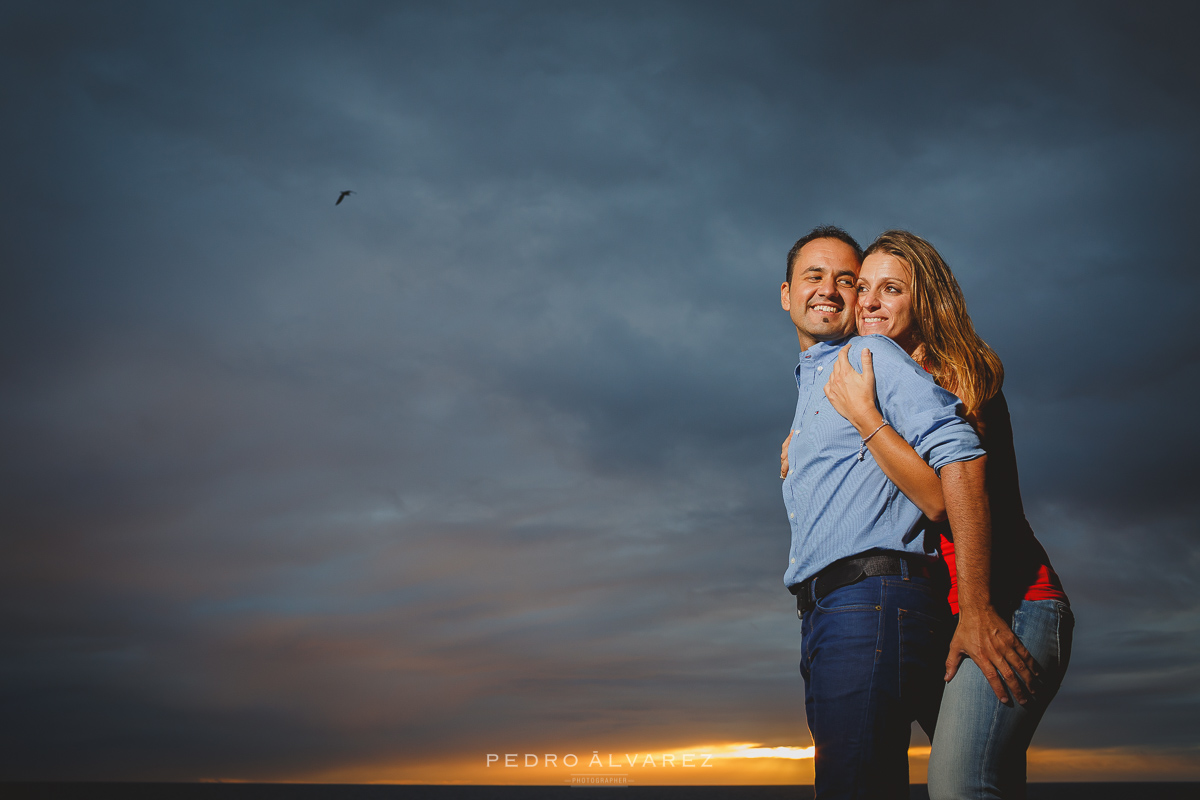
left=800, top=571, right=951, bottom=800
left=927, top=599, right=1074, bottom=800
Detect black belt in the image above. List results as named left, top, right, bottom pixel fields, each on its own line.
left=792, top=552, right=946, bottom=617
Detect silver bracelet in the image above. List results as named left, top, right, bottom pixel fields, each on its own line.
left=859, top=421, right=890, bottom=462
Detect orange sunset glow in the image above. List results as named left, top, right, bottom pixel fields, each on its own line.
left=277, top=743, right=1200, bottom=786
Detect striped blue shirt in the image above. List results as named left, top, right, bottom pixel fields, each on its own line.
left=782, top=335, right=985, bottom=588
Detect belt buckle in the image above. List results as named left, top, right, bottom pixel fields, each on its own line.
left=796, top=584, right=815, bottom=618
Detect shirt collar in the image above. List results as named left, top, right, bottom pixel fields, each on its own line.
left=799, top=335, right=853, bottom=363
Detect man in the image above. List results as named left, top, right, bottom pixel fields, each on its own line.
left=778, top=226, right=1034, bottom=799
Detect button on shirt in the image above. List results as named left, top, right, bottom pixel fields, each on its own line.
left=782, top=335, right=985, bottom=589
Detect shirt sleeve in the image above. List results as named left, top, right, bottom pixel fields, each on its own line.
left=847, top=336, right=984, bottom=472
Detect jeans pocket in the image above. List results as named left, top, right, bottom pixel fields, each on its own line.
left=898, top=606, right=949, bottom=701
left=814, top=579, right=881, bottom=614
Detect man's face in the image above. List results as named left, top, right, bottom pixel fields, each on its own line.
left=780, top=238, right=860, bottom=350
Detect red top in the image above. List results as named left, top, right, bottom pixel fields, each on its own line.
left=939, top=390, right=1068, bottom=614
left=941, top=534, right=1066, bottom=615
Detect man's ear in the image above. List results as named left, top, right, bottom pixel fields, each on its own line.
left=780, top=282, right=791, bottom=311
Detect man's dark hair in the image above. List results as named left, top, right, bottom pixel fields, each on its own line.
left=786, top=225, right=863, bottom=282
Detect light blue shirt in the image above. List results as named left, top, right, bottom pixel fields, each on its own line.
left=782, top=335, right=985, bottom=588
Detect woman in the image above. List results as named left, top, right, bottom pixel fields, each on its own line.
left=816, top=230, right=1072, bottom=799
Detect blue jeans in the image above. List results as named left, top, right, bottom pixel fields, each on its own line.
left=800, top=570, right=952, bottom=800
left=927, top=599, right=1074, bottom=800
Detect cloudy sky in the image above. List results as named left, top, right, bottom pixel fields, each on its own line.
left=2, top=0, right=1198, bottom=785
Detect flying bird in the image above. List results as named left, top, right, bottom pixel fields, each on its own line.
left=336, top=190, right=355, bottom=205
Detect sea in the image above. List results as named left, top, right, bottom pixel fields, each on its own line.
left=3, top=785, right=1199, bottom=800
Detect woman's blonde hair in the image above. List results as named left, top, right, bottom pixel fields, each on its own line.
left=862, top=230, right=1003, bottom=416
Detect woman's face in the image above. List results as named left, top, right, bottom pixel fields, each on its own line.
left=856, top=252, right=918, bottom=355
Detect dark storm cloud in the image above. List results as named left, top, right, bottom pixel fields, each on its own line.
left=2, top=0, right=1199, bottom=781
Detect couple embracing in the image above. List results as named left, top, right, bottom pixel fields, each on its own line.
left=778, top=227, right=1072, bottom=800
